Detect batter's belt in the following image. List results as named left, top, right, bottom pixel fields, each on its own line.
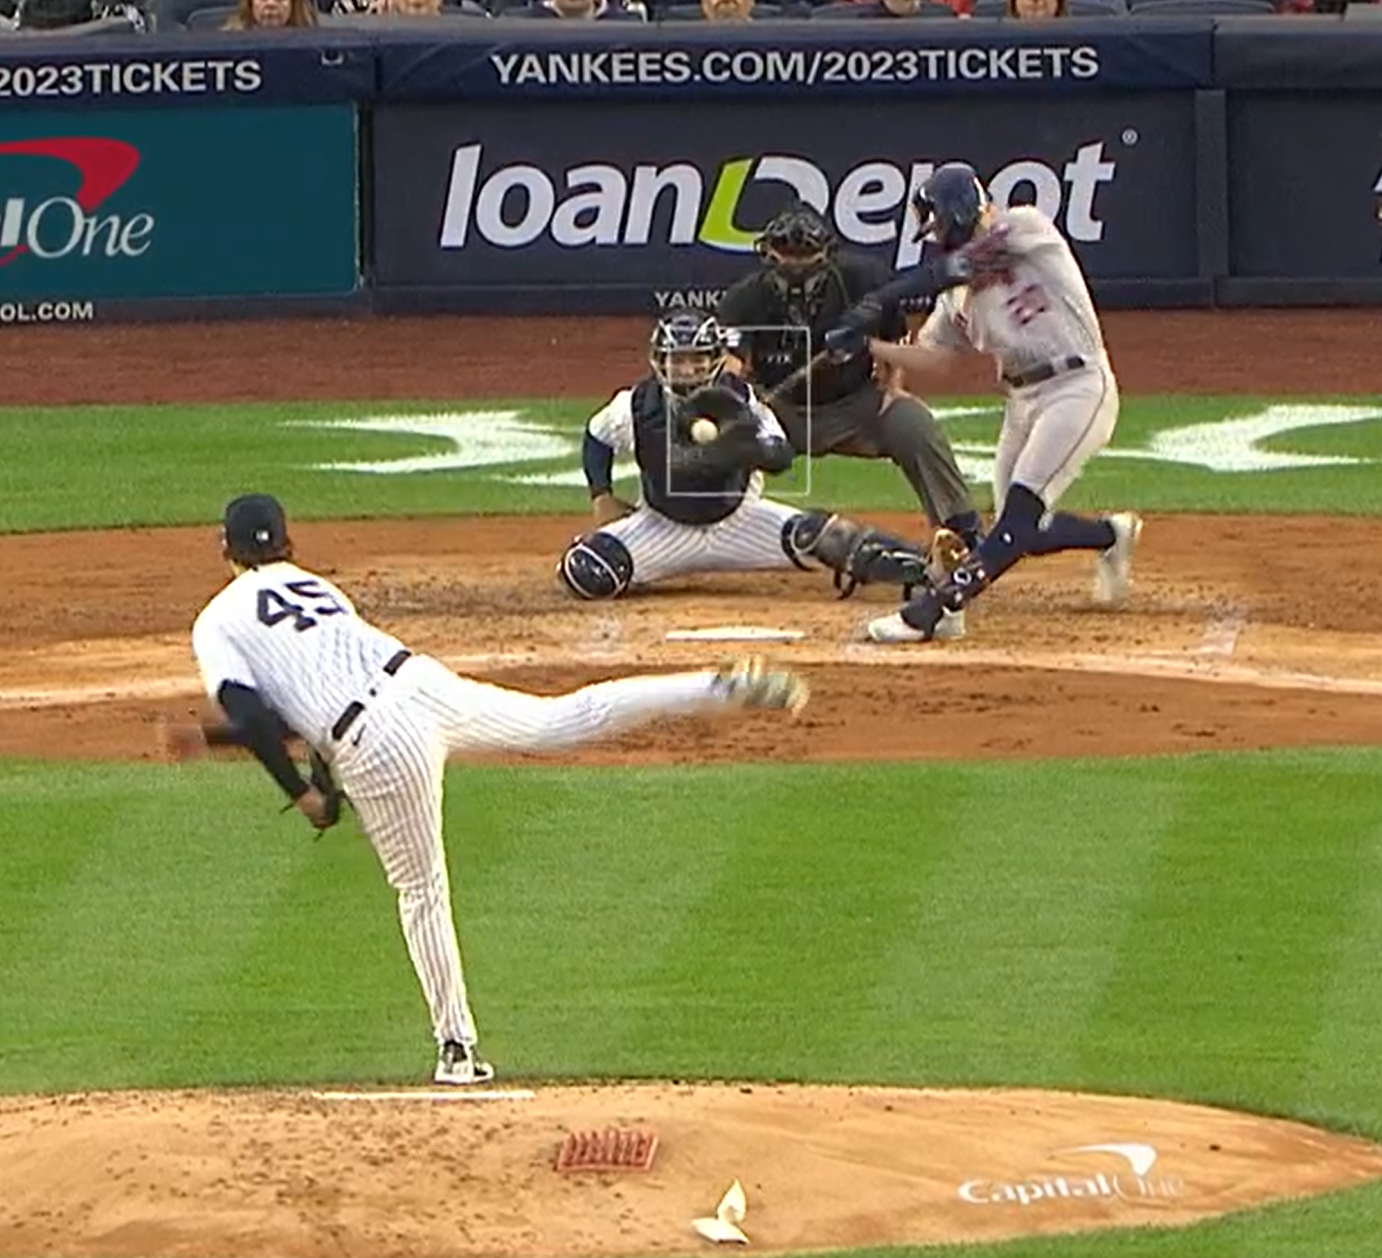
left=331, top=648, right=413, bottom=742
left=1002, top=355, right=1088, bottom=391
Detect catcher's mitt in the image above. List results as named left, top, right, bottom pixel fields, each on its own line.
left=305, top=748, right=347, bottom=832
left=671, top=385, right=763, bottom=474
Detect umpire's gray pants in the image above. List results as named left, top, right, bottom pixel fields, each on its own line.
left=773, top=382, right=975, bottom=527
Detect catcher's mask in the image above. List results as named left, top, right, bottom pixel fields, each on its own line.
left=754, top=202, right=837, bottom=303
left=911, top=162, right=991, bottom=252
left=222, top=492, right=291, bottom=567
left=649, top=313, right=727, bottom=397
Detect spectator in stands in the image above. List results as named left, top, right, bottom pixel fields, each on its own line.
left=812, top=0, right=953, bottom=16
left=701, top=0, right=754, bottom=19
left=1006, top=0, right=1065, bottom=14
left=224, top=0, right=317, bottom=24
left=512, top=0, right=645, bottom=18
left=366, top=0, right=443, bottom=12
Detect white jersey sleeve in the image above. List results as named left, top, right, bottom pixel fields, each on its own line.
left=586, top=389, right=636, bottom=456
left=190, top=561, right=407, bottom=751
left=192, top=606, right=258, bottom=700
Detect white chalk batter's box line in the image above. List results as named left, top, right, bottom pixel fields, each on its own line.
left=6, top=645, right=1382, bottom=710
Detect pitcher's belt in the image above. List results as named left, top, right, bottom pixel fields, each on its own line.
left=331, top=649, right=412, bottom=742
left=1002, top=355, right=1088, bottom=390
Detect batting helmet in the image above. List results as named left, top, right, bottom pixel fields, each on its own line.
left=558, top=531, right=634, bottom=600
left=649, top=313, right=727, bottom=398
left=911, top=163, right=991, bottom=251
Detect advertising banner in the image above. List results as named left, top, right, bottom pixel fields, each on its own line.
left=0, top=105, right=358, bottom=304
left=372, top=94, right=1198, bottom=312
left=1228, top=93, right=1382, bottom=279
left=0, top=31, right=376, bottom=111
left=376, top=20, right=1213, bottom=102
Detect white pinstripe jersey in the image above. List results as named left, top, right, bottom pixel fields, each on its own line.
left=586, top=383, right=787, bottom=506
left=917, top=206, right=1106, bottom=381
left=192, top=561, right=406, bottom=750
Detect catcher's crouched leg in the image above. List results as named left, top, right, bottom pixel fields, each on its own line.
left=781, top=511, right=932, bottom=599
left=558, top=531, right=634, bottom=600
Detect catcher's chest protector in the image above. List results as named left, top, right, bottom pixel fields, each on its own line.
left=629, top=379, right=751, bottom=526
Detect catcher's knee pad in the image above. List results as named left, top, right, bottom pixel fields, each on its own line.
left=559, top=531, right=633, bottom=600
left=782, top=511, right=928, bottom=599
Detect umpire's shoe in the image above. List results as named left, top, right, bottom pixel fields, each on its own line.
left=435, top=1040, right=496, bottom=1086
left=715, top=657, right=810, bottom=717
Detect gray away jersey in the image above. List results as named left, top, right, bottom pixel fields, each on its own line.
left=192, top=561, right=406, bottom=750
left=917, top=206, right=1106, bottom=382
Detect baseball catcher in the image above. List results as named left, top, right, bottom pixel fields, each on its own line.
left=560, top=312, right=965, bottom=619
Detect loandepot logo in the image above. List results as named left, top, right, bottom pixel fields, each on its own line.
left=0, top=137, right=151, bottom=268
left=960, top=1142, right=1184, bottom=1207
left=439, top=141, right=1119, bottom=269
left=297, top=403, right=1382, bottom=486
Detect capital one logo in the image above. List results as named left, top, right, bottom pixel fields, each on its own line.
left=439, top=141, right=1118, bottom=269
left=0, top=137, right=153, bottom=270
left=959, top=1141, right=1184, bottom=1207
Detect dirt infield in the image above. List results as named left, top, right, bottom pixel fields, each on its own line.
left=2, top=308, right=1382, bottom=1256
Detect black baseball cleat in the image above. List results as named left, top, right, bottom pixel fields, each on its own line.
left=434, top=1040, right=496, bottom=1086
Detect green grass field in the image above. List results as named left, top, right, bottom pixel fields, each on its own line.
left=3, top=397, right=1382, bottom=1257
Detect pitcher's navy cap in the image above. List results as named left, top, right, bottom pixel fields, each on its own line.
left=223, top=493, right=288, bottom=555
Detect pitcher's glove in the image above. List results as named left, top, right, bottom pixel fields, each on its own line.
left=304, top=748, right=347, bottom=831
left=670, top=385, right=764, bottom=475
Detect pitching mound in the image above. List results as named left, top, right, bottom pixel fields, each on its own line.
left=2, top=1083, right=1380, bottom=1257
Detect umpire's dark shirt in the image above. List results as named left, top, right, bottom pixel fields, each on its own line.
left=631, top=374, right=755, bottom=526
left=716, top=252, right=909, bottom=407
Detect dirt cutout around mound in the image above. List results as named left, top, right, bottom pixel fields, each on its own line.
left=2, top=1084, right=1381, bottom=1258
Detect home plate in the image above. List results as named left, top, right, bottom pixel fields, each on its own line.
left=311, top=1088, right=537, bottom=1102
left=664, top=626, right=806, bottom=643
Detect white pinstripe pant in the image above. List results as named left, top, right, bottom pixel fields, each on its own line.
left=600, top=492, right=803, bottom=587
left=330, top=656, right=734, bottom=1049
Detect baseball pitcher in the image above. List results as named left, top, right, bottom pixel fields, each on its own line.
left=561, top=312, right=965, bottom=624
left=166, top=493, right=809, bottom=1087
left=823, top=163, right=1142, bottom=644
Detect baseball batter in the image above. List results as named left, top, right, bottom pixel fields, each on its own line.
left=561, top=312, right=964, bottom=618
left=823, top=162, right=1142, bottom=644
left=169, top=493, right=810, bottom=1086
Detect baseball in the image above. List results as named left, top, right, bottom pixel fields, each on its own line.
left=689, top=418, right=719, bottom=445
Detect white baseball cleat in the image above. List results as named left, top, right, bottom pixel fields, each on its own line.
left=864, top=609, right=965, bottom=644
left=434, top=1040, right=496, bottom=1086
left=1093, top=512, right=1144, bottom=607
left=714, top=656, right=810, bottom=716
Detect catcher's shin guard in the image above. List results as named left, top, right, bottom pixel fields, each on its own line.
left=781, top=511, right=929, bottom=599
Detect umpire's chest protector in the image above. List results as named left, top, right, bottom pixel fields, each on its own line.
left=630, top=378, right=750, bottom=526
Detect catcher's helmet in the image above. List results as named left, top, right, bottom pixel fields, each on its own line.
left=649, top=313, right=726, bottom=397
left=754, top=201, right=837, bottom=296
left=911, top=163, right=991, bottom=251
